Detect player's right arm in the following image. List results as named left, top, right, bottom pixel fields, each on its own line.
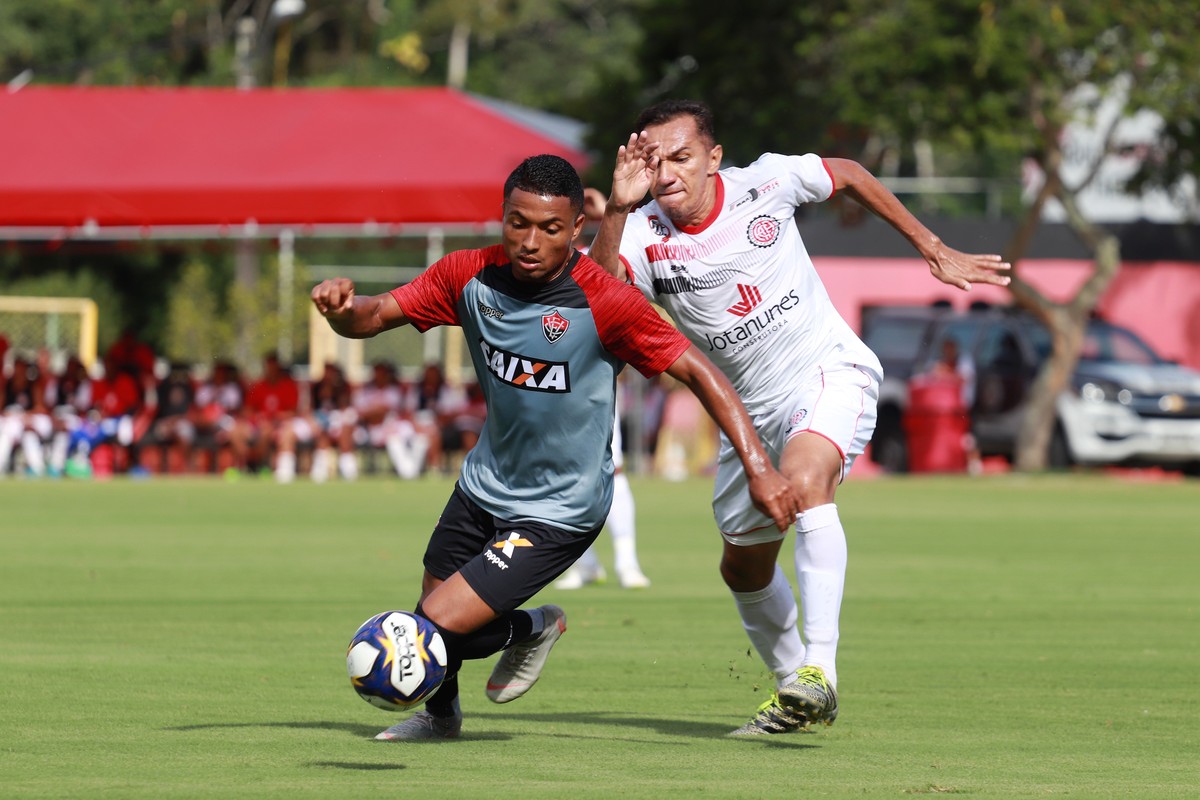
left=589, top=131, right=660, bottom=282
left=311, top=278, right=410, bottom=339
left=665, top=345, right=800, bottom=532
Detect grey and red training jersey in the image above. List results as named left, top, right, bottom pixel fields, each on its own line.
left=391, top=245, right=689, bottom=532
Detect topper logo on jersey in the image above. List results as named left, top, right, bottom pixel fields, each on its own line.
left=477, top=300, right=504, bottom=320
left=647, top=215, right=671, bottom=241
left=479, top=338, right=571, bottom=393
left=542, top=310, right=570, bottom=343
left=747, top=215, right=781, bottom=248
left=726, top=284, right=763, bottom=317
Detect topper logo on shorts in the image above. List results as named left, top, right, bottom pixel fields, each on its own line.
left=480, top=338, right=571, bottom=393
left=495, top=532, right=533, bottom=557
left=486, top=532, right=533, bottom=570
left=542, top=310, right=570, bottom=343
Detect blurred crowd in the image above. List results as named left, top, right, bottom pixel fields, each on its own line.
left=0, top=328, right=719, bottom=482
left=0, top=329, right=488, bottom=482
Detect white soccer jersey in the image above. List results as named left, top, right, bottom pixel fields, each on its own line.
left=619, top=153, right=882, bottom=417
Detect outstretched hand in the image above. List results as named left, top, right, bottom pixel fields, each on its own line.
left=927, top=244, right=1012, bottom=291
left=608, top=131, right=659, bottom=212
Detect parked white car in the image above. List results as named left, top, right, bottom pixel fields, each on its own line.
left=862, top=304, right=1200, bottom=475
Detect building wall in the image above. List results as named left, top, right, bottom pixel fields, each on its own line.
left=816, top=257, right=1200, bottom=370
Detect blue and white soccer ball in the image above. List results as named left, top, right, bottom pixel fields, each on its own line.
left=346, top=610, right=449, bottom=710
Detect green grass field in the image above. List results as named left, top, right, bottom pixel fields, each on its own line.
left=2, top=473, right=1198, bottom=798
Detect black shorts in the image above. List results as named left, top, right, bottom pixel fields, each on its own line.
left=423, top=483, right=602, bottom=613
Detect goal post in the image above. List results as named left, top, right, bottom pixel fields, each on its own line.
left=0, top=296, right=99, bottom=370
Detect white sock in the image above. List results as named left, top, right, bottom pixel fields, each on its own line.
left=338, top=451, right=359, bottom=481
left=0, top=416, right=18, bottom=473
left=21, top=431, right=45, bottom=475
left=50, top=432, right=69, bottom=473
left=795, top=503, right=847, bottom=688
left=275, top=450, right=296, bottom=483
left=574, top=547, right=603, bottom=576
left=607, top=473, right=642, bottom=575
left=731, top=564, right=806, bottom=687
left=386, top=434, right=420, bottom=479
left=310, top=448, right=331, bottom=483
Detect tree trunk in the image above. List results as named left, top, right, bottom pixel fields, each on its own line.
left=1013, top=306, right=1085, bottom=470
left=1008, top=189, right=1122, bottom=471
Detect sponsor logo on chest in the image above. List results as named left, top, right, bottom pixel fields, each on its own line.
left=479, top=338, right=571, bottom=393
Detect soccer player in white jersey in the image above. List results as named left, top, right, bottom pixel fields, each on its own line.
left=589, top=99, right=1011, bottom=735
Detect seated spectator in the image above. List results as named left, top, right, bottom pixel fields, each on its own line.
left=354, top=360, right=428, bottom=479
left=304, top=362, right=358, bottom=482
left=0, top=356, right=52, bottom=477
left=409, top=362, right=468, bottom=475
left=105, top=327, right=158, bottom=394
left=143, top=362, right=198, bottom=473
left=63, top=353, right=144, bottom=476
left=193, top=361, right=245, bottom=474
left=445, top=380, right=487, bottom=457
left=45, top=354, right=94, bottom=477
left=231, top=352, right=299, bottom=481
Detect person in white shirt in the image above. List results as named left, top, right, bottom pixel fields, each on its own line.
left=590, top=99, right=1010, bottom=735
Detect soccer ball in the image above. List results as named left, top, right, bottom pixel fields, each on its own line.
left=346, top=610, right=449, bottom=711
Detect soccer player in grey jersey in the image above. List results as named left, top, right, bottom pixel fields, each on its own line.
left=312, top=154, right=800, bottom=741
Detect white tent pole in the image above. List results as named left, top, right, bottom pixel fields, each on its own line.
left=278, top=228, right=296, bottom=364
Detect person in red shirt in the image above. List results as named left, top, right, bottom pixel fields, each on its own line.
left=105, top=328, right=157, bottom=392
left=59, top=353, right=144, bottom=476
left=230, top=352, right=299, bottom=479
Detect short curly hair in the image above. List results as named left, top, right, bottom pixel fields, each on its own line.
left=504, top=154, right=584, bottom=215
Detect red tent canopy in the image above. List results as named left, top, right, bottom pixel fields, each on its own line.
left=0, top=86, right=590, bottom=234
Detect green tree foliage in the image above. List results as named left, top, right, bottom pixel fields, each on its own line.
left=826, top=0, right=1200, bottom=470
left=584, top=0, right=849, bottom=180
left=163, top=254, right=311, bottom=368
left=0, top=0, right=645, bottom=113
left=163, top=259, right=232, bottom=365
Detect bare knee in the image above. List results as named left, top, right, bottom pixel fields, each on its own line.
left=720, top=540, right=782, bottom=593
left=781, top=433, right=842, bottom=509
left=793, top=472, right=838, bottom=510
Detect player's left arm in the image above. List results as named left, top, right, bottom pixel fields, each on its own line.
left=664, top=345, right=800, bottom=532
left=824, top=157, right=1012, bottom=291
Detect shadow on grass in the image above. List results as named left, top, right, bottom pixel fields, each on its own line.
left=307, top=761, right=406, bottom=771
left=164, top=719, right=511, bottom=742
left=481, top=710, right=820, bottom=748
left=165, top=714, right=819, bottom=747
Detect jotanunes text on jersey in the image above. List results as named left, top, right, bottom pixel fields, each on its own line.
left=703, top=289, right=802, bottom=354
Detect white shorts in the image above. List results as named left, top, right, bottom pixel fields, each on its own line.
left=713, top=360, right=879, bottom=545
